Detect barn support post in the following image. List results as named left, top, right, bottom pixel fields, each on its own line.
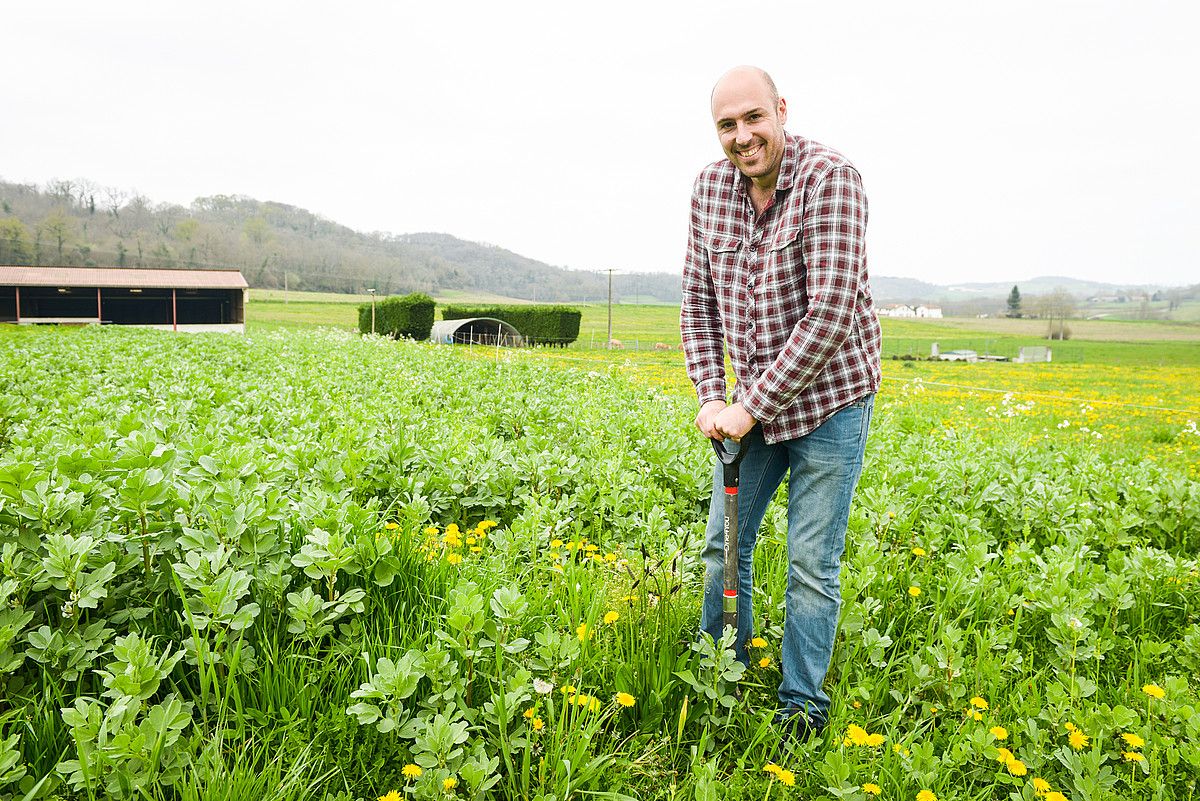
left=172, top=289, right=178, bottom=331
left=96, top=287, right=102, bottom=323
left=14, top=287, right=20, bottom=323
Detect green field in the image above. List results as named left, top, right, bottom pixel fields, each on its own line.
left=2, top=311, right=1197, bottom=801
left=247, top=293, right=1200, bottom=366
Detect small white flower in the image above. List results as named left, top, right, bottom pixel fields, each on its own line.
left=533, top=678, right=554, bottom=694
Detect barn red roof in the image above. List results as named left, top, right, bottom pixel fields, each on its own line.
left=0, top=266, right=248, bottom=290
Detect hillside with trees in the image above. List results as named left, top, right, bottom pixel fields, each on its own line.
left=0, top=177, right=683, bottom=303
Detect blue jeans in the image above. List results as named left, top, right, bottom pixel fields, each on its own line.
left=699, top=395, right=873, bottom=721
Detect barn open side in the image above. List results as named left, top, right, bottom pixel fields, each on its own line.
left=0, top=266, right=248, bottom=331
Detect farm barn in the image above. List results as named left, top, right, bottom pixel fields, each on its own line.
left=0, top=265, right=248, bottom=332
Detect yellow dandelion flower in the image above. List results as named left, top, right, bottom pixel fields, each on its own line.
left=1064, top=722, right=1077, bottom=732
left=763, top=763, right=782, bottom=777
left=990, top=726, right=1008, bottom=740
left=551, top=538, right=563, bottom=548
left=446, top=552, right=462, bottom=565
left=466, top=536, right=476, bottom=545
left=917, top=791, right=938, bottom=801
left=443, top=777, right=457, bottom=791
left=777, top=769, right=795, bottom=787
left=1122, top=751, right=1145, bottom=762
left=523, top=708, right=535, bottom=719
left=1044, top=792, right=1068, bottom=801
left=480, top=520, right=497, bottom=529
left=996, top=747, right=1014, bottom=764
left=551, top=563, right=564, bottom=573
left=445, top=524, right=459, bottom=535
left=1007, top=759, right=1028, bottom=776
left=532, top=717, right=544, bottom=731
left=908, top=586, right=921, bottom=597
left=589, top=697, right=601, bottom=713
left=576, top=623, right=591, bottom=641
left=1120, top=732, right=1145, bottom=748
left=1142, top=684, right=1165, bottom=699
left=865, top=733, right=885, bottom=747
left=423, top=525, right=439, bottom=536
left=1032, top=777, right=1050, bottom=795
left=862, top=784, right=882, bottom=796
left=470, top=546, right=482, bottom=553
left=603, top=610, right=619, bottom=625
left=970, top=696, right=988, bottom=710
left=616, top=692, right=636, bottom=707
left=759, top=656, right=771, bottom=668
left=604, top=552, right=617, bottom=562
left=853, top=700, right=863, bottom=709
left=1068, top=730, right=1089, bottom=750
left=750, top=636, right=768, bottom=648
left=401, top=763, right=422, bottom=778
left=847, top=724, right=870, bottom=746
left=972, top=711, right=984, bottom=721
left=380, top=791, right=403, bottom=801
left=384, top=522, right=399, bottom=530
left=912, top=547, right=927, bottom=557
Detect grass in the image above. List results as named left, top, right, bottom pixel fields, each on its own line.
left=246, top=293, right=1200, bottom=366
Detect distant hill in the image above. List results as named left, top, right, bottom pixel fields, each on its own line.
left=0, top=177, right=682, bottom=303
left=1, top=176, right=1187, bottom=310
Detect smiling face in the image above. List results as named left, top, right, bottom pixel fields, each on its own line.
left=710, top=67, right=788, bottom=189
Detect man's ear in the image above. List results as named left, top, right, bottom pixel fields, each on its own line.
left=778, top=97, right=788, bottom=126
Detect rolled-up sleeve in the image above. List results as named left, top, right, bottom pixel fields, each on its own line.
left=741, top=166, right=866, bottom=423
left=680, top=182, right=727, bottom=406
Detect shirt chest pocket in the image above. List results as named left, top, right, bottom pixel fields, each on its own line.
left=705, top=235, right=741, bottom=286
left=765, top=226, right=805, bottom=290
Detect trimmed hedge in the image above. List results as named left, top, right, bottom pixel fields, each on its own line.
left=358, top=293, right=435, bottom=339
left=441, top=304, right=582, bottom=346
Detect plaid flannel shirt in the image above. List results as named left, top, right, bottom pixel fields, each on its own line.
left=681, top=133, right=882, bottom=444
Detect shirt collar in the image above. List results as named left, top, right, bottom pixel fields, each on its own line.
left=774, top=132, right=800, bottom=192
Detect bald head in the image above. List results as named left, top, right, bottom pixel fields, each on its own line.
left=711, top=66, right=779, bottom=113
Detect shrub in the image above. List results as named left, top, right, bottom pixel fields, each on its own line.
left=440, top=304, right=582, bottom=346
left=359, top=293, right=435, bottom=340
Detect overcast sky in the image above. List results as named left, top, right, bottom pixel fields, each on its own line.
left=4, top=1, right=1196, bottom=286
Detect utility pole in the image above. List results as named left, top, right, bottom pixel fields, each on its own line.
left=367, top=288, right=376, bottom=334
left=607, top=269, right=613, bottom=348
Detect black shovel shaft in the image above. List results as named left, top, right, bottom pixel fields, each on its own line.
left=711, top=438, right=746, bottom=633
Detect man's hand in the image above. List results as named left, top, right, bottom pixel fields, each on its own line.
left=713, top=402, right=757, bottom=442
left=695, top=400, right=727, bottom=440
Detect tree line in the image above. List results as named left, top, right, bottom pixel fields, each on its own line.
left=0, top=177, right=684, bottom=303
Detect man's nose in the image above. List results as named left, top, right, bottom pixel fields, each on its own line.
left=735, top=122, right=753, bottom=144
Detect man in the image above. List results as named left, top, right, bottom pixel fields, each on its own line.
left=680, top=66, right=882, bottom=741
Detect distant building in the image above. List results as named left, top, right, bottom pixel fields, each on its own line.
left=1, top=265, right=248, bottom=332
left=877, top=303, right=943, bottom=319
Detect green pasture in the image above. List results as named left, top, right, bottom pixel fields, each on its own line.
left=246, top=293, right=1200, bottom=366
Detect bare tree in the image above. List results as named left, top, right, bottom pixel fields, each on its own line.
left=1037, top=286, right=1077, bottom=340
left=39, top=210, right=74, bottom=264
